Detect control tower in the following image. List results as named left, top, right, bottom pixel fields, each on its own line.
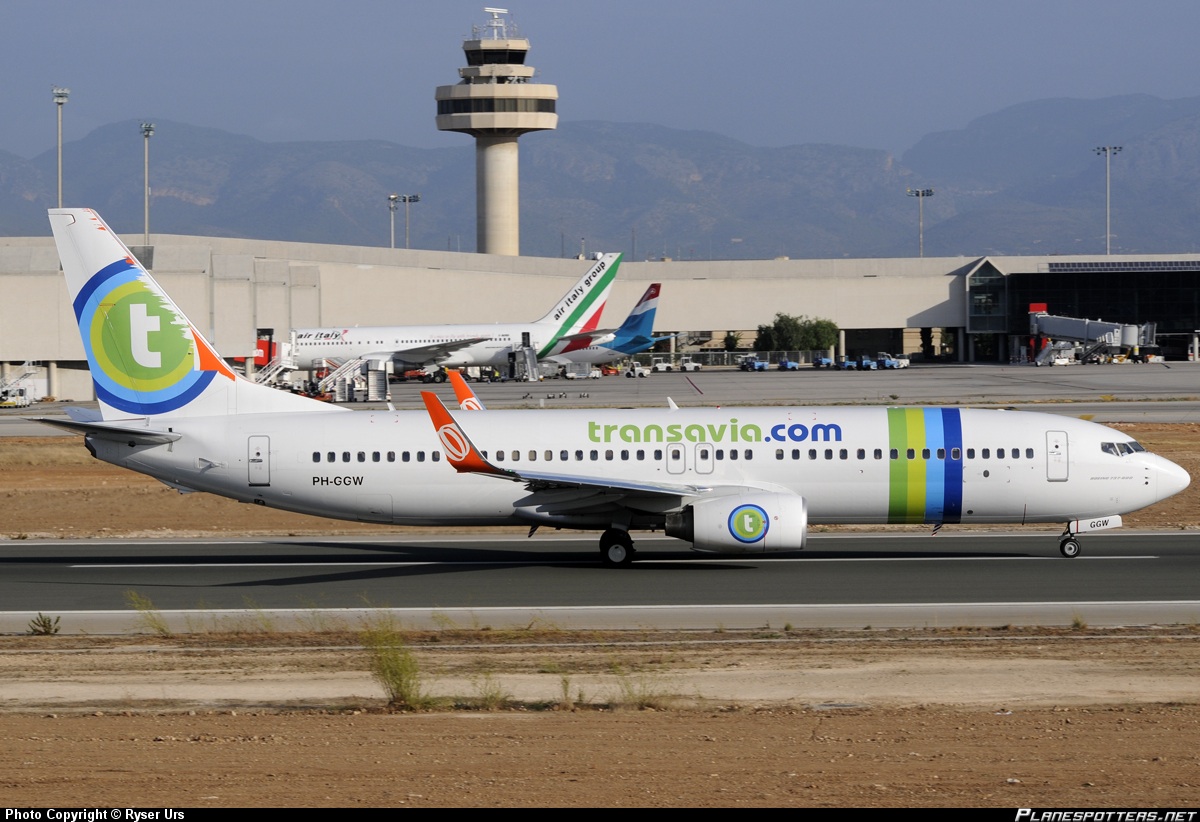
left=435, top=8, right=558, bottom=256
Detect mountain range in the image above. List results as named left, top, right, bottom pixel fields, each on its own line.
left=2, top=93, right=1199, bottom=260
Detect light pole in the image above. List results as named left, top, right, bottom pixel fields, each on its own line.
left=53, top=87, right=69, bottom=208
left=140, top=123, right=155, bottom=245
left=1095, top=146, right=1122, bottom=255
left=906, top=188, right=934, bottom=257
left=398, top=194, right=420, bottom=249
left=387, top=194, right=399, bottom=248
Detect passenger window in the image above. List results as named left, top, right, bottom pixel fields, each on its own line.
left=495, top=451, right=504, bottom=462
left=1025, top=448, right=1034, bottom=459
left=716, top=449, right=724, bottom=460
left=1012, top=448, right=1019, bottom=460
left=357, top=452, right=366, bottom=463
left=745, top=449, right=753, bottom=460
left=874, top=448, right=883, bottom=460
left=528, top=450, right=537, bottom=461
left=937, top=448, right=945, bottom=460
left=372, top=452, right=380, bottom=462
left=906, top=448, right=915, bottom=460
left=342, top=451, right=350, bottom=462
left=857, top=449, right=865, bottom=460
left=559, top=450, right=568, bottom=461
left=792, top=449, right=801, bottom=460
left=776, top=449, right=784, bottom=460
left=654, top=449, right=663, bottom=460
left=825, top=449, right=834, bottom=460
left=575, top=450, right=584, bottom=461
left=997, top=449, right=1005, bottom=459
left=387, top=451, right=395, bottom=462
left=327, top=452, right=335, bottom=463
left=966, top=448, right=975, bottom=459
left=637, top=450, right=645, bottom=460
left=312, top=452, right=320, bottom=463
left=890, top=448, right=898, bottom=460
left=730, top=449, right=738, bottom=461
left=511, top=451, right=520, bottom=462
left=839, top=449, right=848, bottom=460
left=622, top=449, right=631, bottom=460
left=403, top=451, right=411, bottom=462
left=951, top=448, right=961, bottom=460
left=590, top=450, right=599, bottom=460
left=432, top=452, right=440, bottom=462
left=982, top=448, right=990, bottom=459
left=417, top=452, right=425, bottom=463
left=921, top=448, right=930, bottom=460
left=606, top=450, right=614, bottom=460
left=545, top=450, right=553, bottom=461
left=809, top=449, right=818, bottom=460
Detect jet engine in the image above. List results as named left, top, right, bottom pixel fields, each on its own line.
left=666, top=492, right=807, bottom=553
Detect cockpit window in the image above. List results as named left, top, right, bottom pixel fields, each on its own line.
left=1102, top=441, right=1143, bottom=457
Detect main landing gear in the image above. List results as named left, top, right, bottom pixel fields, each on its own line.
left=1058, top=528, right=1081, bottom=559
left=599, top=528, right=635, bottom=567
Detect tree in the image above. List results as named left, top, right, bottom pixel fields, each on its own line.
left=754, top=313, right=839, bottom=351
left=722, top=332, right=742, bottom=352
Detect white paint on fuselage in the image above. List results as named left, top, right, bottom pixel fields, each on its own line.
left=291, top=321, right=559, bottom=370
left=90, top=407, right=1188, bottom=534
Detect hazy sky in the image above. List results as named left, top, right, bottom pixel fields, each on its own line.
left=4, top=0, right=1199, bottom=159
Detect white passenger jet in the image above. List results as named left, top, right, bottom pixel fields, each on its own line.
left=43, top=209, right=1190, bottom=565
left=289, top=252, right=621, bottom=373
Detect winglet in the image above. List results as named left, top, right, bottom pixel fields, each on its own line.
left=447, top=370, right=486, bottom=411
left=420, top=391, right=508, bottom=476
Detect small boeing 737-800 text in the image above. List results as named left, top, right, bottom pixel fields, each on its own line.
left=43, top=209, right=1189, bottom=565
left=289, top=252, right=621, bottom=372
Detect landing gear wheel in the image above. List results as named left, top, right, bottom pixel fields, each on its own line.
left=599, top=529, right=635, bottom=567
left=1059, top=537, right=1081, bottom=558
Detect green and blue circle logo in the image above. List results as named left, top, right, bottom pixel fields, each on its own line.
left=728, top=503, right=769, bottom=543
left=73, top=258, right=213, bottom=415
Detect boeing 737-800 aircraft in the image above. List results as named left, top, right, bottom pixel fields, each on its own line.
left=43, top=209, right=1189, bottom=565
left=289, top=252, right=621, bottom=372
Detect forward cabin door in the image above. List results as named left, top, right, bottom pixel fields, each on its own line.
left=248, top=436, right=271, bottom=486
left=1046, top=430, right=1068, bottom=482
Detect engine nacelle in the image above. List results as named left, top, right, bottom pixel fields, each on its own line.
left=666, top=492, right=808, bottom=554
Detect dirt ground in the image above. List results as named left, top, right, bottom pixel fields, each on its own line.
left=1, top=425, right=1200, bottom=807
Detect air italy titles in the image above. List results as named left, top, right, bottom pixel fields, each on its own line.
left=552, top=260, right=606, bottom=323
left=587, top=417, right=843, bottom=444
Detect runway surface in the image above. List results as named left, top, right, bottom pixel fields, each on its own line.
left=2, top=532, right=1198, bottom=633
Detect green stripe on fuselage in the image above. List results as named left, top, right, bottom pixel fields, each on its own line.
left=887, top=407, right=927, bottom=523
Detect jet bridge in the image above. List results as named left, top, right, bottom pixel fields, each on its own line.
left=1029, top=311, right=1157, bottom=364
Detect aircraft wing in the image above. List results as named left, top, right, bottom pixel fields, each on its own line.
left=379, top=337, right=491, bottom=367
left=420, top=391, right=731, bottom=501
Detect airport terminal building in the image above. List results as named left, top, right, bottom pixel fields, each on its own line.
left=2, top=230, right=1199, bottom=400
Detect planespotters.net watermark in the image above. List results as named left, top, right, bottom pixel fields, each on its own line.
left=1017, top=812, right=1196, bottom=822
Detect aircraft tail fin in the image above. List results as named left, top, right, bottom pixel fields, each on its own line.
left=447, top=370, right=486, bottom=410
left=49, top=208, right=338, bottom=421
left=616, top=283, right=660, bottom=340
left=533, top=253, right=621, bottom=355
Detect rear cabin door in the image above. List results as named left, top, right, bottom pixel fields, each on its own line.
left=248, top=436, right=271, bottom=486
left=1046, top=430, right=1068, bottom=482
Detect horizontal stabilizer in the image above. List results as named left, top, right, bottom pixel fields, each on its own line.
left=36, top=417, right=182, bottom=445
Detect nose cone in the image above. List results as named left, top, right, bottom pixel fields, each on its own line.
left=1156, top=455, right=1191, bottom=501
